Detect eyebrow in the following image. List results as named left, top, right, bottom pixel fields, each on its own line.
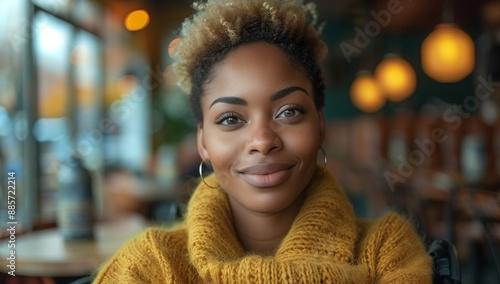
left=209, top=96, right=247, bottom=109
left=209, top=86, right=309, bottom=109
left=270, top=86, right=309, bottom=102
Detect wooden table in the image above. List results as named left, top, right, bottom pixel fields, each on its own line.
left=0, top=215, right=146, bottom=277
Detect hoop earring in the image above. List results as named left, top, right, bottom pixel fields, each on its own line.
left=319, top=147, right=328, bottom=176
left=199, top=161, right=218, bottom=189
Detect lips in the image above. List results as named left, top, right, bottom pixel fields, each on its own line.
left=238, top=163, right=295, bottom=188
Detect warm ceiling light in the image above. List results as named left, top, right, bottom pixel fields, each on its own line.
left=163, top=65, right=177, bottom=86
left=350, top=73, right=386, bottom=113
left=421, top=24, right=475, bottom=82
left=375, top=55, right=416, bottom=102
left=39, top=84, right=66, bottom=118
left=70, top=45, right=87, bottom=65
left=168, top=38, right=181, bottom=59
left=125, top=10, right=150, bottom=31
left=105, top=75, right=138, bottom=105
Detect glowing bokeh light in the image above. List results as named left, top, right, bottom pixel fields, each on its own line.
left=168, top=38, right=181, bottom=59
left=163, top=65, right=178, bottom=86
left=421, top=24, right=475, bottom=82
left=375, top=56, right=416, bottom=102
left=70, top=45, right=88, bottom=65
left=350, top=74, right=386, bottom=113
left=125, top=10, right=150, bottom=31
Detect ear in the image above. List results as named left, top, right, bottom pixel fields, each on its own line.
left=197, top=124, right=210, bottom=163
left=318, top=110, right=326, bottom=145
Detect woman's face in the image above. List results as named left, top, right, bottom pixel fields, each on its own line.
left=198, top=42, right=325, bottom=214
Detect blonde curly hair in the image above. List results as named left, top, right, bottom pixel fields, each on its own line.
left=172, top=0, right=327, bottom=124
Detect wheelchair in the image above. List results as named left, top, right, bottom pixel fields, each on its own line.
left=430, top=238, right=462, bottom=284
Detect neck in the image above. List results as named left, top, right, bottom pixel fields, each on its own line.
left=228, top=192, right=305, bottom=254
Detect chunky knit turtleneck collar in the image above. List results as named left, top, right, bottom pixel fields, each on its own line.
left=185, top=168, right=370, bottom=283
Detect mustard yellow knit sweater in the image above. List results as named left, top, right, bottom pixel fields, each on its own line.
left=94, top=170, right=432, bottom=283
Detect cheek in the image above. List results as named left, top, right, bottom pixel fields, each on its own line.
left=204, top=131, right=241, bottom=172
left=206, top=144, right=233, bottom=185
left=282, top=123, right=322, bottom=157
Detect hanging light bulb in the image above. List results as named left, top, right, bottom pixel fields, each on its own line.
left=421, top=23, right=475, bottom=82
left=350, top=72, right=386, bottom=113
left=375, top=55, right=416, bottom=102
left=125, top=10, right=150, bottom=31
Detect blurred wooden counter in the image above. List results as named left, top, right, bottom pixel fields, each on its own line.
left=0, top=215, right=146, bottom=277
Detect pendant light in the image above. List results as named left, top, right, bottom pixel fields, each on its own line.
left=125, top=9, right=150, bottom=31
left=350, top=72, right=386, bottom=113
left=421, top=0, right=475, bottom=82
left=375, top=54, right=416, bottom=102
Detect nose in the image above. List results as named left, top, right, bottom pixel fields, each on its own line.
left=245, top=123, right=283, bottom=155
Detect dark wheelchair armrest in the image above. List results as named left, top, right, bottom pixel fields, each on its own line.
left=429, top=239, right=462, bottom=284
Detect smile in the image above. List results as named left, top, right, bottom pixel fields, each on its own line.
left=238, top=163, right=295, bottom=188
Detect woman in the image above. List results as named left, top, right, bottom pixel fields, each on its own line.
left=94, top=0, right=432, bottom=282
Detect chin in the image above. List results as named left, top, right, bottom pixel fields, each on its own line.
left=244, top=186, right=305, bottom=214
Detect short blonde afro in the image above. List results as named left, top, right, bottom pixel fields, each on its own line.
left=173, top=0, right=326, bottom=123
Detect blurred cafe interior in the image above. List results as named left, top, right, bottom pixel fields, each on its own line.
left=0, top=0, right=500, bottom=283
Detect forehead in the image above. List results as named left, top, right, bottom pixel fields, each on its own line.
left=204, top=42, right=311, bottom=99
left=219, top=42, right=294, bottom=70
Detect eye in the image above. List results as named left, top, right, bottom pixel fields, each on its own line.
left=221, top=116, right=242, bottom=125
left=215, top=112, right=245, bottom=126
left=281, top=109, right=299, bottom=118
left=277, top=105, right=306, bottom=119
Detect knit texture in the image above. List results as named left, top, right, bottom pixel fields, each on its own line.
left=93, top=169, right=432, bottom=283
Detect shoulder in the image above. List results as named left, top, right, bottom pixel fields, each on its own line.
left=140, top=225, right=188, bottom=248
left=115, top=226, right=188, bottom=258
left=356, top=212, right=426, bottom=255
left=357, top=212, right=419, bottom=238
left=355, top=212, right=432, bottom=283
left=93, top=226, right=191, bottom=283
